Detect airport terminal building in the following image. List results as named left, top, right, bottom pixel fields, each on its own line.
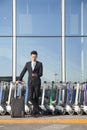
left=0, top=0, right=87, bottom=83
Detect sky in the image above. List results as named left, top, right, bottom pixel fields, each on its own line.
left=0, top=0, right=87, bottom=82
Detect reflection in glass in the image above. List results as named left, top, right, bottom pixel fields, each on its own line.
left=66, top=0, right=87, bottom=35
left=17, top=0, right=61, bottom=36
left=66, top=37, right=87, bottom=82
left=0, top=0, right=12, bottom=35
left=17, top=38, right=61, bottom=82
left=0, top=38, right=12, bottom=76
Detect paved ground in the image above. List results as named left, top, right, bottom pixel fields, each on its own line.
left=0, top=123, right=87, bottom=130
left=0, top=115, right=87, bottom=130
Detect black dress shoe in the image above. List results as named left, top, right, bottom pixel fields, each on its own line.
left=31, top=112, right=39, bottom=118
left=33, top=114, right=39, bottom=118
left=38, top=110, right=44, bottom=116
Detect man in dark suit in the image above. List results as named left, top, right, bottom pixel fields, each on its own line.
left=17, top=50, right=43, bottom=116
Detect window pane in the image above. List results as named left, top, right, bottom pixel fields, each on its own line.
left=66, top=0, right=87, bottom=36
left=0, top=0, right=12, bottom=36
left=17, top=38, right=61, bottom=82
left=17, top=0, right=61, bottom=36
left=66, top=37, right=87, bottom=82
left=83, top=0, right=87, bottom=35
left=0, top=38, right=12, bottom=76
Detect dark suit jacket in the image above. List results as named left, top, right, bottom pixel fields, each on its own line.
left=19, top=61, right=43, bottom=86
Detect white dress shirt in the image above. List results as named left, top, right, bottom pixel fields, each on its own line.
left=31, top=61, right=36, bottom=71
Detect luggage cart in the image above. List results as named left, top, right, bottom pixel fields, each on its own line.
left=55, top=82, right=66, bottom=115
left=81, top=82, right=87, bottom=114
left=24, top=84, right=30, bottom=114
left=65, top=82, right=74, bottom=115
left=73, top=83, right=83, bottom=115
left=0, top=81, right=9, bottom=115
left=39, top=81, right=48, bottom=114
left=45, top=81, right=56, bottom=115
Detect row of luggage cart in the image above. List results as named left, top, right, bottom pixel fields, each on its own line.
left=0, top=81, right=87, bottom=116
left=40, top=81, right=87, bottom=115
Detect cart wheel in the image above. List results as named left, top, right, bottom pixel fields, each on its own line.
left=0, top=109, right=6, bottom=116
left=77, top=109, right=83, bottom=115
left=0, top=105, right=6, bottom=116
left=68, top=109, right=74, bottom=115
left=25, top=111, right=30, bottom=115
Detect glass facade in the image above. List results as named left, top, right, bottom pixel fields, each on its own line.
left=66, top=0, right=87, bottom=36
left=0, top=0, right=87, bottom=82
left=17, top=0, right=61, bottom=36
left=17, top=38, right=61, bottom=82
left=0, top=0, right=12, bottom=35
left=0, top=0, right=12, bottom=76
left=66, top=0, right=87, bottom=82
left=16, top=0, right=61, bottom=82
left=66, top=37, right=87, bottom=82
left=0, top=38, right=12, bottom=76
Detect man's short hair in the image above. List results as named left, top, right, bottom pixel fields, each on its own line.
left=31, top=50, right=38, bottom=56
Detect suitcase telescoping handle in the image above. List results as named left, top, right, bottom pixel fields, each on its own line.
left=11, top=81, right=25, bottom=99
left=11, top=82, right=17, bottom=98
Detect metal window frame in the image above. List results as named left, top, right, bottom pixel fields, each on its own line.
left=12, top=0, right=17, bottom=82
left=61, top=0, right=66, bottom=82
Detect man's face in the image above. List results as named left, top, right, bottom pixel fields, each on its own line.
left=31, top=54, right=37, bottom=61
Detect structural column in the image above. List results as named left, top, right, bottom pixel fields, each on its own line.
left=12, top=0, right=17, bottom=82
left=81, top=0, right=84, bottom=82
left=61, top=0, right=66, bottom=82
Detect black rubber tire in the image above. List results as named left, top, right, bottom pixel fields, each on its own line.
left=68, top=109, right=74, bottom=115
left=77, top=109, right=83, bottom=115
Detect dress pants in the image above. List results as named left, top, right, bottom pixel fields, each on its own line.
left=28, top=84, right=41, bottom=114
